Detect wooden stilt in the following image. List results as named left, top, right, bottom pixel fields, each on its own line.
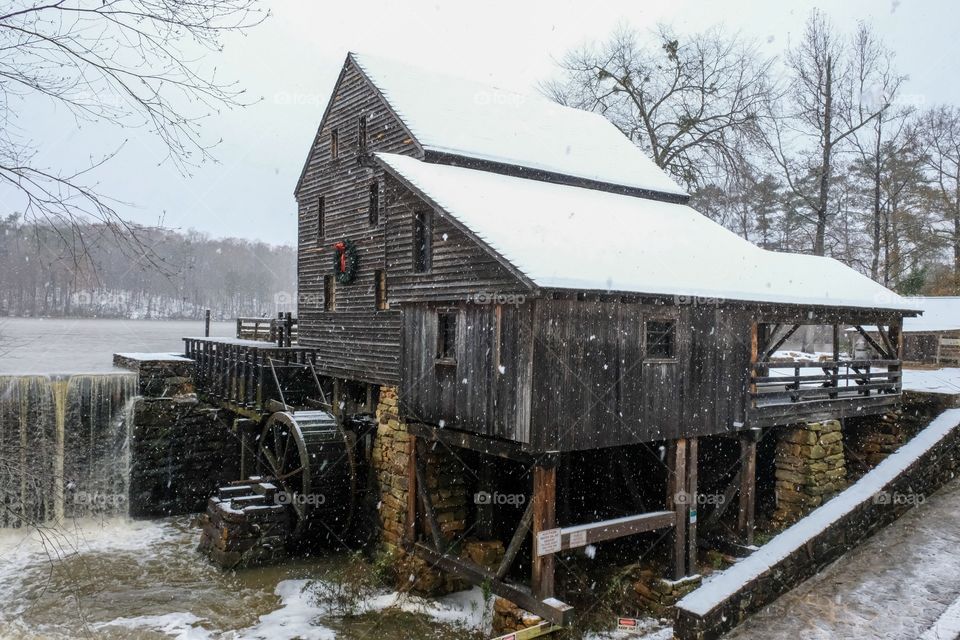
left=414, top=441, right=444, bottom=551
left=478, top=463, right=494, bottom=539
left=404, top=435, right=417, bottom=546
left=669, top=438, right=688, bottom=580
left=531, top=460, right=557, bottom=600
left=737, top=434, right=758, bottom=545
left=686, top=437, right=698, bottom=575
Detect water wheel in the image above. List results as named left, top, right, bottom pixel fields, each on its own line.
left=256, top=410, right=357, bottom=543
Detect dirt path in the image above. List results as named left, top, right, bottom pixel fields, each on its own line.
left=725, top=478, right=960, bottom=639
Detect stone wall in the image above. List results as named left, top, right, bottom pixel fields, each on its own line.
left=675, top=408, right=960, bottom=640
left=129, top=396, right=241, bottom=517
left=773, top=420, right=845, bottom=526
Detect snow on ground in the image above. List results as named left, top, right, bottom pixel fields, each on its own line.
left=901, top=367, right=960, bottom=395
left=920, top=594, right=960, bottom=640
left=723, top=477, right=960, bottom=639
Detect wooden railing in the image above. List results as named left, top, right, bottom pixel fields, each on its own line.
left=183, top=338, right=318, bottom=414
left=750, top=359, right=901, bottom=407
left=235, top=313, right=298, bottom=346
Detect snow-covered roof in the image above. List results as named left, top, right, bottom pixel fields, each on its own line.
left=900, top=297, right=960, bottom=332
left=351, top=52, right=687, bottom=197
left=376, top=153, right=917, bottom=311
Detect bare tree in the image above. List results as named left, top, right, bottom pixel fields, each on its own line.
left=0, top=0, right=268, bottom=266
left=542, top=24, right=773, bottom=189
left=917, top=106, right=960, bottom=289
left=763, top=10, right=888, bottom=256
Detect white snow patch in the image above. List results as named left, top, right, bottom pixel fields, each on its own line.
left=678, top=408, right=960, bottom=617
left=95, top=613, right=212, bottom=639
left=901, top=367, right=960, bottom=396
left=921, top=594, right=960, bottom=639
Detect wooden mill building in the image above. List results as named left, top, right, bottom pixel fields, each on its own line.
left=288, top=52, right=918, bottom=623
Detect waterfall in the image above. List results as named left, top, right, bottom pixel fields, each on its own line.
left=0, top=373, right=138, bottom=528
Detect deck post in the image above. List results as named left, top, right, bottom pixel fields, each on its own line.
left=737, top=432, right=758, bottom=545
left=668, top=438, right=688, bottom=580
left=686, top=437, right=698, bottom=575
left=531, top=457, right=558, bottom=600
left=204, top=309, right=211, bottom=337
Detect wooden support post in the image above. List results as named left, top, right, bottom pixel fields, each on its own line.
left=668, top=438, right=687, bottom=580
left=477, top=464, right=494, bottom=539
left=686, top=437, right=698, bottom=575
left=531, top=459, right=557, bottom=600
left=404, top=435, right=417, bottom=547
left=414, top=441, right=444, bottom=551
left=497, top=498, right=534, bottom=580
left=737, top=434, right=758, bottom=546
left=204, top=309, right=211, bottom=337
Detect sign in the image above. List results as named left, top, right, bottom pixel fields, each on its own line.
left=568, top=529, right=587, bottom=549
left=536, top=528, right=561, bottom=556
left=689, top=509, right=697, bottom=524
left=617, top=617, right=643, bottom=634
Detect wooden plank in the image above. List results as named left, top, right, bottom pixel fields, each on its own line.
left=669, top=438, right=687, bottom=580
left=406, top=421, right=532, bottom=462
left=542, top=511, right=675, bottom=552
left=737, top=435, right=757, bottom=545
left=490, top=622, right=563, bottom=639
left=413, top=543, right=574, bottom=627
left=687, top=437, right=698, bottom=575
left=497, top=498, right=535, bottom=579
left=404, top=435, right=417, bottom=546
left=762, top=324, right=801, bottom=361
left=532, top=463, right=557, bottom=600
left=414, top=441, right=444, bottom=551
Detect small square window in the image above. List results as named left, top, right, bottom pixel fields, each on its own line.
left=646, top=319, right=676, bottom=359
left=369, top=181, right=380, bottom=226
left=331, top=128, right=339, bottom=160
left=413, top=209, right=432, bottom=273
left=324, top=275, right=335, bottom=311
left=317, top=196, right=325, bottom=241
left=437, top=311, right=457, bottom=363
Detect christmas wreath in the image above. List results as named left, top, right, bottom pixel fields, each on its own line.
left=332, top=239, right=359, bottom=284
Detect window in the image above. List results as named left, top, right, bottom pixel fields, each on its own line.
left=437, top=311, right=457, bottom=363
left=369, top=181, right=380, bottom=226
left=645, top=319, right=676, bottom=360
left=324, top=275, right=335, bottom=311
left=358, top=115, right=368, bottom=154
left=330, top=128, right=339, bottom=159
left=316, top=196, right=325, bottom=241
left=375, top=269, right=388, bottom=310
left=413, top=209, right=432, bottom=273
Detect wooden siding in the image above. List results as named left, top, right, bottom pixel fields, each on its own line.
left=383, top=174, right=529, bottom=303
left=295, top=59, right=419, bottom=385
left=399, top=302, right=533, bottom=442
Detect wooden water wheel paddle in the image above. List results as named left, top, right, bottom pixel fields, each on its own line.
left=256, top=410, right=357, bottom=542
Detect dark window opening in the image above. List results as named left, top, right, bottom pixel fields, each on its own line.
left=413, top=209, right=432, bottom=273
left=317, top=196, right=325, bottom=241
left=646, top=319, right=676, bottom=359
left=324, top=275, right=335, bottom=311
left=358, top=115, right=368, bottom=154
left=375, top=269, right=388, bottom=310
left=369, top=181, right=380, bottom=226
left=437, top=311, right=457, bottom=363
left=331, top=128, right=339, bottom=159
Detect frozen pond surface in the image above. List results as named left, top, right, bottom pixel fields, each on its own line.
left=0, top=318, right=233, bottom=374
left=726, top=477, right=960, bottom=640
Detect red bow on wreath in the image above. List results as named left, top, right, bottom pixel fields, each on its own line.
left=334, top=241, right=347, bottom=273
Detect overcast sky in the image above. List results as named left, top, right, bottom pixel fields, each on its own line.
left=11, top=0, right=960, bottom=246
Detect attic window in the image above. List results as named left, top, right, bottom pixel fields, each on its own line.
left=436, top=310, right=457, bottom=364
left=645, top=319, right=676, bottom=360
left=317, top=196, right=325, bottom=241
left=324, top=275, right=335, bottom=311
left=375, top=269, right=388, bottom=310
left=358, top=115, right=368, bottom=154
left=331, top=128, right=339, bottom=159
left=369, top=181, right=380, bottom=226
left=413, top=209, right=432, bottom=273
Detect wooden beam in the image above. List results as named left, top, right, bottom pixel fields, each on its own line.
left=404, top=435, right=417, bottom=546
left=414, top=441, right=444, bottom=551
left=702, top=468, right=741, bottom=529
left=534, top=511, right=673, bottom=554
left=406, top=422, right=532, bottom=462
left=686, top=438, right=698, bottom=575
left=762, top=324, right=801, bottom=361
left=737, top=436, right=757, bottom=545
left=490, top=622, right=563, bottom=640
left=668, top=439, right=688, bottom=580
left=854, top=325, right=891, bottom=360
left=497, top=498, right=535, bottom=580
left=414, top=543, right=574, bottom=627
left=532, top=462, right=557, bottom=600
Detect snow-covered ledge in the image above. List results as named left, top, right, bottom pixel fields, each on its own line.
left=675, top=408, right=960, bottom=640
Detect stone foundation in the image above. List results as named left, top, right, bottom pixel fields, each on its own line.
left=371, top=386, right=470, bottom=595
left=846, top=411, right=905, bottom=474
left=492, top=598, right=544, bottom=636
left=773, top=420, right=845, bottom=526
left=633, top=569, right=703, bottom=618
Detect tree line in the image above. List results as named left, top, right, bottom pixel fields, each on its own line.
left=545, top=10, right=959, bottom=295
left=0, top=216, right=295, bottom=319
